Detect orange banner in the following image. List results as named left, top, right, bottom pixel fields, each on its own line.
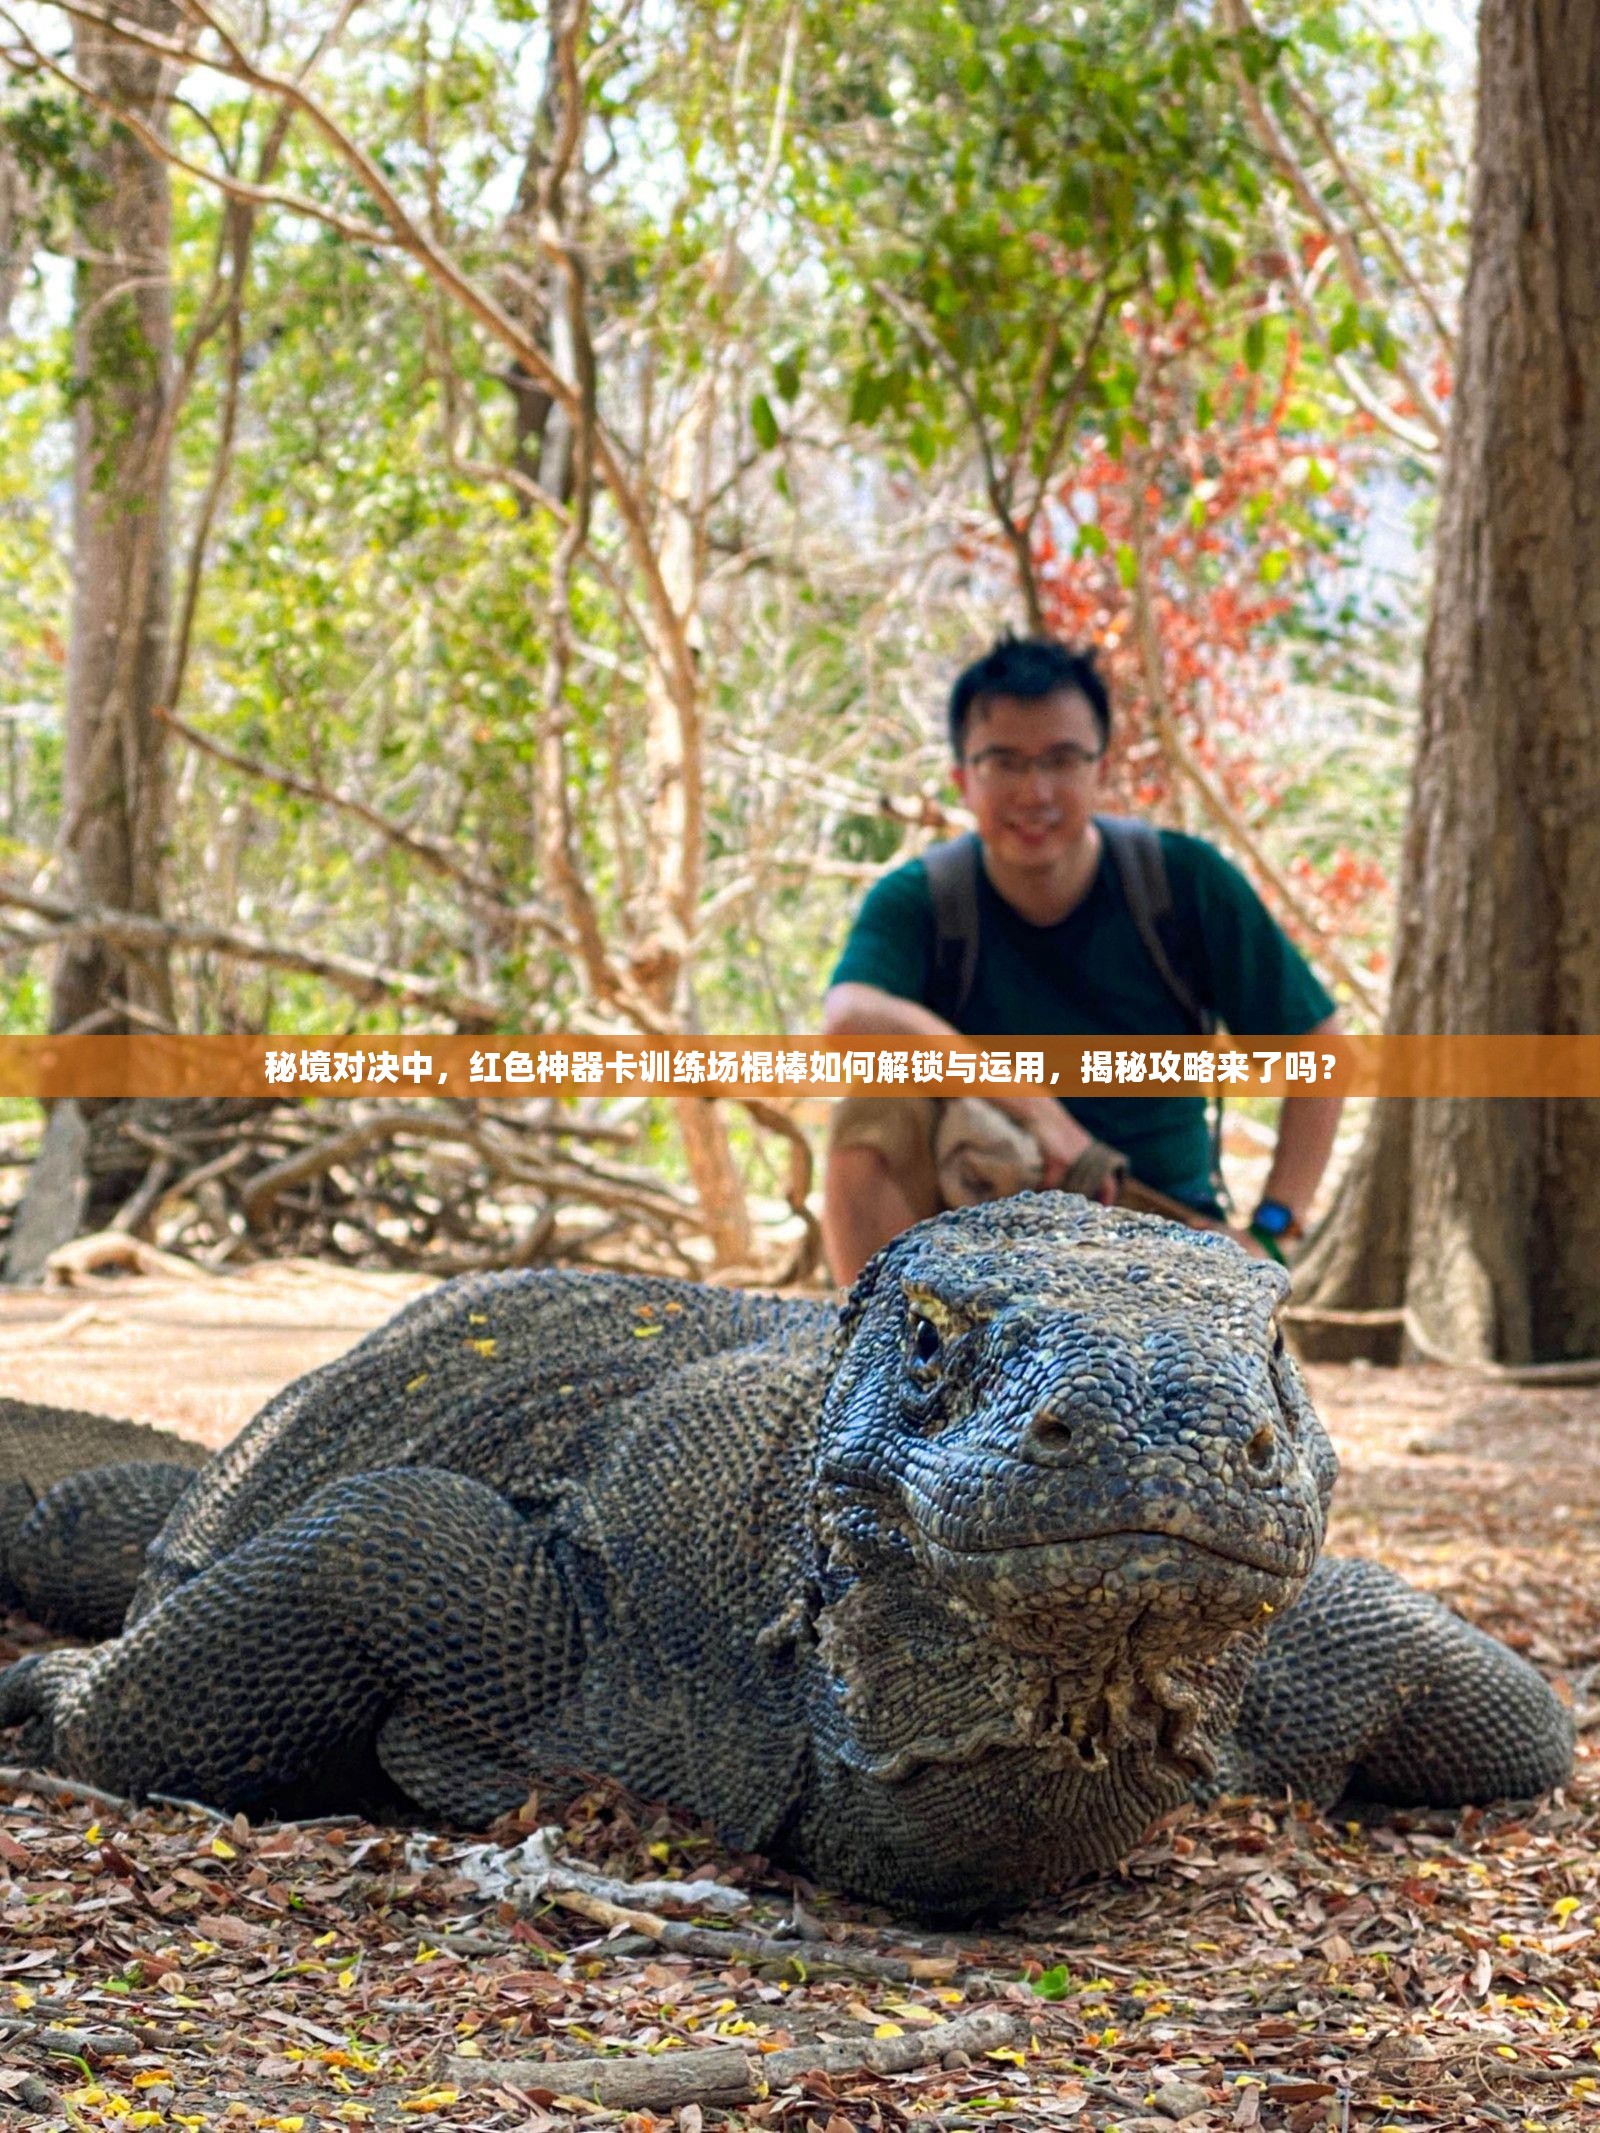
left=4, top=1034, right=1600, bottom=1100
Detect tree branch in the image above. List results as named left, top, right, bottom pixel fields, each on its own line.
left=0, top=878, right=502, bottom=1024
left=155, top=707, right=530, bottom=918
left=1020, top=282, right=1117, bottom=532
left=869, top=276, right=1048, bottom=632
left=1218, top=0, right=1445, bottom=445
left=0, top=9, right=393, bottom=244
left=1269, top=200, right=1442, bottom=455
left=1233, top=0, right=1454, bottom=354
left=165, top=0, right=361, bottom=709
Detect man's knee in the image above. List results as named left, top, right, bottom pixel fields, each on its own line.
left=822, top=1128, right=939, bottom=1286
left=824, top=1139, right=902, bottom=1211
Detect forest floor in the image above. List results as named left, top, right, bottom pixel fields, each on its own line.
left=3, top=1264, right=1599, bottom=2133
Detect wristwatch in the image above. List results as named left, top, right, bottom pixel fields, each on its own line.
left=1249, top=1198, right=1302, bottom=1264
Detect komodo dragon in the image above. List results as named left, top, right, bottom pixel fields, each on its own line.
left=0, top=1200, right=1573, bottom=1915
left=1, top=1400, right=209, bottom=1639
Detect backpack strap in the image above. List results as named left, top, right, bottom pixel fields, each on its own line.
left=1096, top=815, right=1226, bottom=1205
left=921, top=832, right=983, bottom=1025
left=1095, top=816, right=1215, bottom=1037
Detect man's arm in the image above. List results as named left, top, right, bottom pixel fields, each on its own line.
left=1259, top=1013, right=1345, bottom=1233
left=822, top=982, right=955, bottom=1042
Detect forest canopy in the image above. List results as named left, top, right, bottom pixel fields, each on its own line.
left=0, top=0, right=1470, bottom=1262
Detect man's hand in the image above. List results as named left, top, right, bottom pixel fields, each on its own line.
left=991, top=1095, right=1116, bottom=1202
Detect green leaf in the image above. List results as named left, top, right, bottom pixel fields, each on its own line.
left=1114, top=542, right=1138, bottom=588
left=1199, top=232, right=1236, bottom=289
left=1102, top=363, right=1137, bottom=410
left=750, top=393, right=779, bottom=450
left=1329, top=302, right=1360, bottom=356
left=1033, top=1965, right=1071, bottom=2000
left=1159, top=217, right=1189, bottom=291
left=1075, top=522, right=1109, bottom=557
left=1243, top=316, right=1267, bottom=371
left=848, top=370, right=890, bottom=425
left=773, top=349, right=804, bottom=404
left=1259, top=548, right=1289, bottom=585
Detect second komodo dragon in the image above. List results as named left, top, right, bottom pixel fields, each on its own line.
left=0, top=1199, right=1573, bottom=1915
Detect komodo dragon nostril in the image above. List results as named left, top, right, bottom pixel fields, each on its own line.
left=1245, top=1424, right=1276, bottom=1473
left=1024, top=1407, right=1075, bottom=1458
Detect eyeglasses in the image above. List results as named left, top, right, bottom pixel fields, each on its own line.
left=964, top=743, right=1104, bottom=785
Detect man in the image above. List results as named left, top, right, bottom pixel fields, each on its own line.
left=821, top=635, right=1343, bottom=1283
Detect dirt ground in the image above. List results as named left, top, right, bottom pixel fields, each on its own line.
left=0, top=1263, right=437, bottom=1448
left=3, top=1264, right=1599, bottom=2133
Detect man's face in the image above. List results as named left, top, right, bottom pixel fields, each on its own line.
left=950, top=689, right=1106, bottom=870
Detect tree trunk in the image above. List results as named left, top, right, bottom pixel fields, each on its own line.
left=51, top=4, right=179, bottom=1036
left=1295, top=0, right=1600, bottom=1365
left=638, top=380, right=754, bottom=1268
left=0, top=135, right=34, bottom=335
left=499, top=23, right=564, bottom=506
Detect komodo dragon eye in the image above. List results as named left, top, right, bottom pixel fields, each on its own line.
left=907, top=1311, right=943, bottom=1377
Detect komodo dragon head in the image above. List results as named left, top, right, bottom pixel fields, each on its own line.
left=802, top=1195, right=1335, bottom=1807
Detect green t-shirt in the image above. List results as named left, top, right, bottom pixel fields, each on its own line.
left=828, top=830, right=1335, bottom=1211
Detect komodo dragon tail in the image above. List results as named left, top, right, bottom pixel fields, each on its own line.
left=0, top=1398, right=210, bottom=1639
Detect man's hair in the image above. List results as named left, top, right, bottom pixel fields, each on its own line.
left=947, top=635, right=1111, bottom=759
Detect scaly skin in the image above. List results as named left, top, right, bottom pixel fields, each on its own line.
left=0, top=1201, right=1574, bottom=1915
left=0, top=1400, right=208, bottom=1638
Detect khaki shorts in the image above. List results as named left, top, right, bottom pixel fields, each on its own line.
left=827, top=1095, right=1050, bottom=1213
left=828, top=1095, right=946, bottom=1222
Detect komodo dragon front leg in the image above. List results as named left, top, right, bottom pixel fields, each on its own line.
left=1, top=1397, right=210, bottom=1638
left=1222, top=1555, right=1574, bottom=1808
left=0, top=1467, right=585, bottom=1823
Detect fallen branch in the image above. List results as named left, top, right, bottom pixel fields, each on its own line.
left=737, top=1096, right=821, bottom=1283
left=240, top=1113, right=484, bottom=1224
left=1281, top=1301, right=1600, bottom=1382
left=0, top=2015, right=143, bottom=2058
left=43, top=1234, right=214, bottom=1284
left=456, top=1828, right=752, bottom=1917
left=544, top=1883, right=957, bottom=1982
left=109, top=1155, right=175, bottom=1236
left=0, top=1765, right=142, bottom=1813
left=452, top=2006, right=1026, bottom=2109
